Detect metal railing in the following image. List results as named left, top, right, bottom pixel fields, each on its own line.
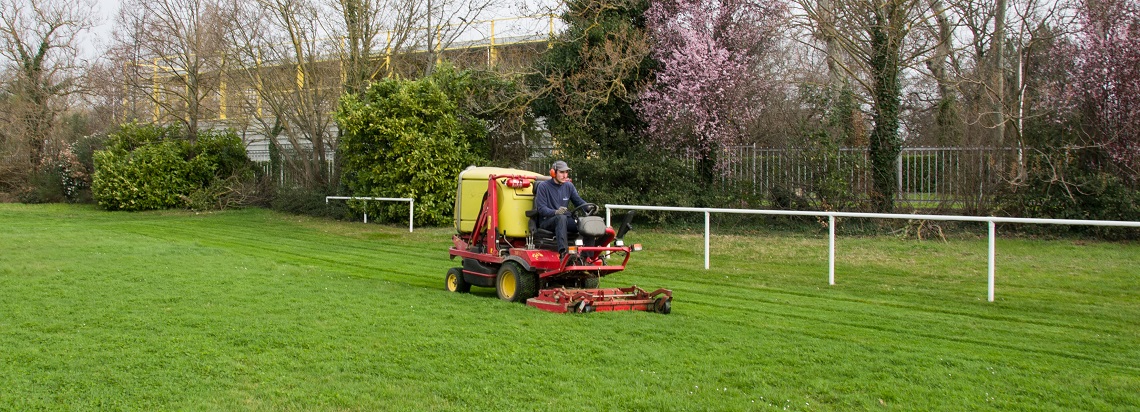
left=254, top=160, right=336, bottom=187
left=709, top=145, right=1016, bottom=206
left=528, top=146, right=1019, bottom=208
left=326, top=196, right=415, bottom=232
left=605, top=204, right=1140, bottom=302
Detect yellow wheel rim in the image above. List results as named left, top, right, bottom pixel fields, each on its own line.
left=446, top=273, right=458, bottom=291
left=500, top=270, right=517, bottom=299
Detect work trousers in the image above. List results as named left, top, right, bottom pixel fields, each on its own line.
left=540, top=214, right=578, bottom=255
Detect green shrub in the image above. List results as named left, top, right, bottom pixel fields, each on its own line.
left=105, top=123, right=182, bottom=153
left=93, top=141, right=195, bottom=210
left=430, top=64, right=540, bottom=163
left=336, top=77, right=479, bottom=226
left=16, top=134, right=106, bottom=204
left=996, top=148, right=1139, bottom=239
left=68, top=134, right=107, bottom=203
left=17, top=167, right=67, bottom=204
left=190, top=129, right=251, bottom=183
left=92, top=124, right=257, bottom=211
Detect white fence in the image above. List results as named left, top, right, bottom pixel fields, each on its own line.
left=604, top=204, right=1140, bottom=302
left=326, top=196, right=415, bottom=232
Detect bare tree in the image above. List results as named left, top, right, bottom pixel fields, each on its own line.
left=327, top=0, right=418, bottom=93
left=923, top=0, right=963, bottom=144
left=323, top=0, right=505, bottom=89
left=927, top=0, right=1072, bottom=192
left=796, top=0, right=933, bottom=211
left=946, top=0, right=1018, bottom=145
left=0, top=0, right=93, bottom=189
left=81, top=58, right=135, bottom=132
left=417, top=0, right=502, bottom=75
left=987, top=0, right=1008, bottom=146
left=113, top=0, right=233, bottom=141
left=228, top=0, right=341, bottom=188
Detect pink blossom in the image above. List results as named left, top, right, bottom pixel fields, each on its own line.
left=637, top=0, right=786, bottom=164
left=1069, top=0, right=1140, bottom=175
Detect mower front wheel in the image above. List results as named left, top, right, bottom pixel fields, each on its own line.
left=445, top=267, right=470, bottom=293
left=496, top=262, right=537, bottom=303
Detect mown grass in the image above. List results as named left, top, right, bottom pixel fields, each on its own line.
left=1, top=204, right=1136, bottom=411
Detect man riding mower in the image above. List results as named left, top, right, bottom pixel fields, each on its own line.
left=532, top=160, right=600, bottom=260
left=445, top=164, right=672, bottom=314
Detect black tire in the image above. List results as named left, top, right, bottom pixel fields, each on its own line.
left=445, top=267, right=470, bottom=293
left=654, top=297, right=672, bottom=314
left=496, top=261, right=537, bottom=302
left=581, top=276, right=600, bottom=289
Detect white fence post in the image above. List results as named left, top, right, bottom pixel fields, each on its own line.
left=325, top=196, right=416, bottom=232
left=704, top=211, right=711, bottom=270
left=988, top=221, right=996, bottom=302
left=829, top=214, right=836, bottom=286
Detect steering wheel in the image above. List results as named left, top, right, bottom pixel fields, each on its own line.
left=573, top=203, right=599, bottom=217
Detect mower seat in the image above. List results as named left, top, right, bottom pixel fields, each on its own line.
left=525, top=209, right=572, bottom=251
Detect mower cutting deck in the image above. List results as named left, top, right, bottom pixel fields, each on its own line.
left=527, top=286, right=673, bottom=314
left=445, top=166, right=672, bottom=314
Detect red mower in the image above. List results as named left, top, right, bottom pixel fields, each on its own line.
left=446, top=166, right=672, bottom=314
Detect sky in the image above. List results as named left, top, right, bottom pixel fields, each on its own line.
left=79, top=0, right=557, bottom=59
left=82, top=0, right=120, bottom=59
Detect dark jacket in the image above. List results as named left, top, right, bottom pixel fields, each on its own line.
left=534, top=179, right=586, bottom=219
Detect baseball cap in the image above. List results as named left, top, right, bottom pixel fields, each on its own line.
left=552, top=160, right=571, bottom=172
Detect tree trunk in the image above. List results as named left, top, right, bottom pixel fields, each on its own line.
left=989, top=0, right=1007, bottom=146
left=927, top=0, right=961, bottom=145
left=868, top=1, right=904, bottom=213
left=819, top=0, right=846, bottom=89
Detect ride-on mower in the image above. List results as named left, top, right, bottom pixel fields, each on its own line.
left=446, top=166, right=672, bottom=314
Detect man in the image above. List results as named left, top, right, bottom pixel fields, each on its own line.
left=534, top=160, right=588, bottom=257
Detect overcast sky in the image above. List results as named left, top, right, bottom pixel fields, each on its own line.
left=79, top=0, right=561, bottom=60
left=82, top=0, right=119, bottom=59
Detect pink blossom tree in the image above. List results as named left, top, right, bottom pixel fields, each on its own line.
left=636, top=0, right=786, bottom=175
left=1071, top=0, right=1140, bottom=178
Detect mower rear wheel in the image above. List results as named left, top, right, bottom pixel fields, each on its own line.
left=496, top=262, right=537, bottom=302
left=445, top=267, right=470, bottom=293
left=582, top=276, right=600, bottom=289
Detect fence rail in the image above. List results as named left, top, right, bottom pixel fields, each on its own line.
left=604, top=204, right=1140, bottom=302
left=255, top=160, right=337, bottom=187
left=325, top=196, right=415, bottom=232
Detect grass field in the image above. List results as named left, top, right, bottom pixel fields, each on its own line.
left=1, top=204, right=1137, bottom=411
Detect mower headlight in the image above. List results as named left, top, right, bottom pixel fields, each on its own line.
left=574, top=239, right=584, bottom=246
left=615, top=240, right=624, bottom=247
